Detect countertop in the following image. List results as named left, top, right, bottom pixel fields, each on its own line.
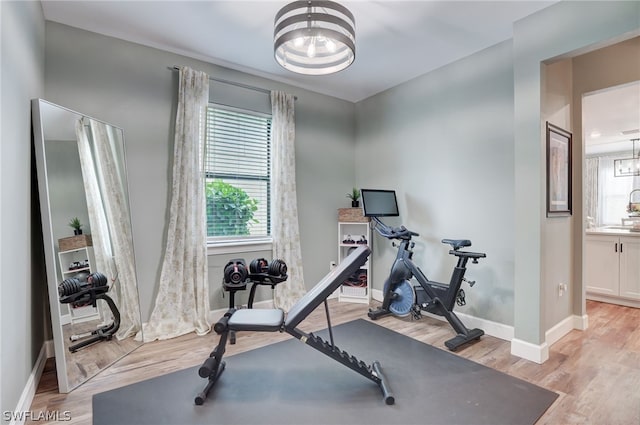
left=586, top=227, right=640, bottom=236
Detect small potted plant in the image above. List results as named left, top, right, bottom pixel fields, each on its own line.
left=346, top=188, right=361, bottom=208
left=68, top=217, right=83, bottom=235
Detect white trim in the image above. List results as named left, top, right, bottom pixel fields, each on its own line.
left=545, top=315, right=575, bottom=347
left=511, top=338, right=549, bottom=364
left=207, top=239, right=272, bottom=256
left=372, top=288, right=384, bottom=303
left=573, top=313, right=589, bottom=331
left=456, top=311, right=514, bottom=341
left=587, top=293, right=640, bottom=309
left=45, top=339, right=55, bottom=358
left=9, top=342, right=50, bottom=425
left=60, top=313, right=71, bottom=326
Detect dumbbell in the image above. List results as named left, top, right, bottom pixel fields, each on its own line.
left=268, top=259, right=287, bottom=278
left=223, top=260, right=248, bottom=285
left=249, top=258, right=269, bottom=274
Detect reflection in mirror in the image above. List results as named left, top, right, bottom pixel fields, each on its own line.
left=32, top=99, right=143, bottom=392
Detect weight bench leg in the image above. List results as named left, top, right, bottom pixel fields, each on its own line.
left=195, top=361, right=226, bottom=405
left=195, top=311, right=233, bottom=405
left=300, top=331, right=395, bottom=405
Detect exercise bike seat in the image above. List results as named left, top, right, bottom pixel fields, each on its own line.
left=441, top=239, right=471, bottom=250
left=228, top=308, right=284, bottom=332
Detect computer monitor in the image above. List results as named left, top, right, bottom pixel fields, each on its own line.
left=361, top=189, right=399, bottom=217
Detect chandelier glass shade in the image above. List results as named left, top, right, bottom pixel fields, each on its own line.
left=274, top=1, right=356, bottom=75
left=614, top=138, right=640, bottom=177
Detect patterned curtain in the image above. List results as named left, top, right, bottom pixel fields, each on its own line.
left=584, top=157, right=598, bottom=228
left=76, top=118, right=141, bottom=339
left=270, top=91, right=307, bottom=311
left=140, top=66, right=210, bottom=341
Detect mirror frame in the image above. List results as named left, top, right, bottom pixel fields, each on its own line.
left=32, top=99, right=143, bottom=392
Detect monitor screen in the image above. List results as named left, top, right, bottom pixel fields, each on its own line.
left=361, top=189, right=399, bottom=217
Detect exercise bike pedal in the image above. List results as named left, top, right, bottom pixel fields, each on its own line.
left=410, top=305, right=422, bottom=320
left=444, top=328, right=484, bottom=351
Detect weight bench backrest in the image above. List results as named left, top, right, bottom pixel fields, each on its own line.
left=284, top=245, right=370, bottom=330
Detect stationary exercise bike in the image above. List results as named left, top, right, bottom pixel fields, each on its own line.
left=361, top=189, right=486, bottom=351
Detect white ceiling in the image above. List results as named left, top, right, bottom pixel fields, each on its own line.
left=40, top=0, right=557, bottom=103
left=40, top=1, right=638, bottom=152
left=584, top=81, right=640, bottom=155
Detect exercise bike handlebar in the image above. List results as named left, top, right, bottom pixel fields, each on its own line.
left=372, top=218, right=419, bottom=240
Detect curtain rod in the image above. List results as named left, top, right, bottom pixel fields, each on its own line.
left=168, top=66, right=272, bottom=96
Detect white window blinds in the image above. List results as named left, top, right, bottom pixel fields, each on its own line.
left=205, top=105, right=271, bottom=241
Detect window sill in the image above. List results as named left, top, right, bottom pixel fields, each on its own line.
left=207, top=238, right=273, bottom=256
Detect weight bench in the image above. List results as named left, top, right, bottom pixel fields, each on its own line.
left=195, top=245, right=394, bottom=406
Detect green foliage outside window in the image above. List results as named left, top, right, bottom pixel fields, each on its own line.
left=206, top=180, right=258, bottom=236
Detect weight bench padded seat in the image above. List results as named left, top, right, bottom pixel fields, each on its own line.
left=228, top=308, right=284, bottom=332
left=225, top=245, right=371, bottom=333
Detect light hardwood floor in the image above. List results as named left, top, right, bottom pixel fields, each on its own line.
left=28, top=299, right=640, bottom=424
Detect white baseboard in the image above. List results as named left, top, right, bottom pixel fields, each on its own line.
left=511, top=313, right=591, bottom=364
left=545, top=315, right=579, bottom=347
left=587, top=293, right=640, bottom=309
left=511, top=338, right=549, bottom=364
left=573, top=314, right=588, bottom=331
left=8, top=342, right=50, bottom=425
left=45, top=339, right=55, bottom=358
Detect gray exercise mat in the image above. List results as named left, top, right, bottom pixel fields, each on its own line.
left=93, top=319, right=557, bottom=425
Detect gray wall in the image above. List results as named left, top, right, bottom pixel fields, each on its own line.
left=44, top=22, right=356, bottom=319
left=539, top=36, right=640, bottom=332
left=355, top=1, right=640, bottom=347
left=541, top=59, right=574, bottom=331
left=355, top=41, right=515, bottom=325
left=570, top=36, right=640, bottom=320
left=0, top=0, right=46, bottom=419
left=513, top=0, right=640, bottom=345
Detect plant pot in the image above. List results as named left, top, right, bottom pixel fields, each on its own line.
left=351, top=201, right=360, bottom=208
left=74, top=229, right=83, bottom=235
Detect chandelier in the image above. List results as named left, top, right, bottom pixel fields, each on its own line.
left=274, top=1, right=356, bottom=75
left=614, top=138, right=640, bottom=177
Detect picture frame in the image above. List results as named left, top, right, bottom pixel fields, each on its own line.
left=546, top=122, right=572, bottom=216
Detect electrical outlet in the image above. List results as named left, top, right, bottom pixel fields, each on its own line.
left=558, top=282, right=568, bottom=297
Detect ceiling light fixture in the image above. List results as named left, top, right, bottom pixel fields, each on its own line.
left=274, top=0, right=356, bottom=75
left=614, top=138, right=640, bottom=177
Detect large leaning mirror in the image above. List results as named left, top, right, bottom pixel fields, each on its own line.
left=32, top=99, right=143, bottom=392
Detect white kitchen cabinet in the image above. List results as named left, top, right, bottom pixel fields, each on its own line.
left=586, top=233, right=640, bottom=306
left=619, top=236, right=640, bottom=299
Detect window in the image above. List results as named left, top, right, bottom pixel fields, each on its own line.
left=205, top=105, right=271, bottom=244
left=597, top=156, right=638, bottom=225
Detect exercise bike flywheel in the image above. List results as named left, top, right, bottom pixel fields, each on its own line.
left=383, top=279, right=415, bottom=317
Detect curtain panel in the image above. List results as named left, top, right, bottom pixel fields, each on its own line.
left=270, top=91, right=307, bottom=311
left=141, top=66, right=210, bottom=341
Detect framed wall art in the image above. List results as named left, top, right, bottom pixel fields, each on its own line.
left=546, top=122, right=572, bottom=216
